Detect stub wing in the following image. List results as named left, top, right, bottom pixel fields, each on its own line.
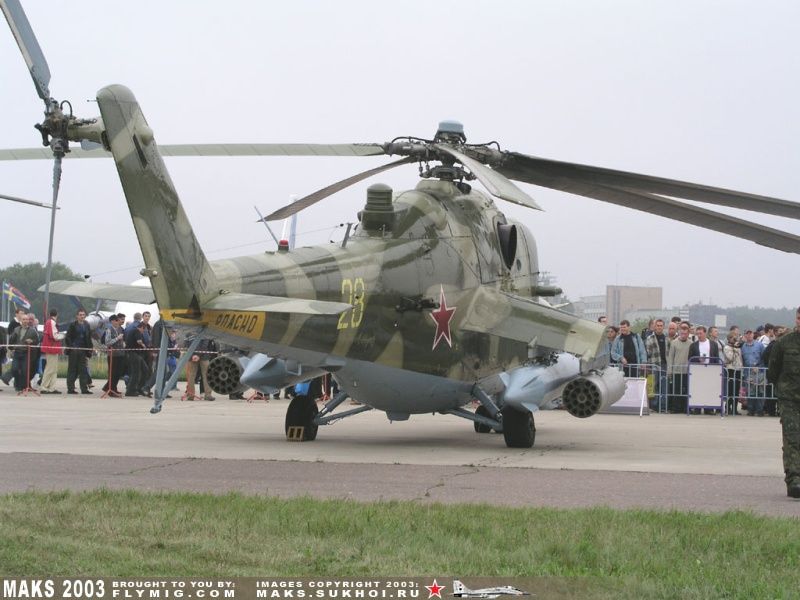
left=459, top=288, right=607, bottom=364
left=41, top=282, right=350, bottom=317
left=38, top=280, right=156, bottom=304
left=203, top=292, right=351, bottom=316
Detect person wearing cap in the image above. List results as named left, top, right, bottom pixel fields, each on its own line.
left=101, top=314, right=126, bottom=397
left=767, top=307, right=800, bottom=498
left=123, top=320, right=147, bottom=396
left=8, top=313, right=39, bottom=392
left=741, top=329, right=766, bottom=416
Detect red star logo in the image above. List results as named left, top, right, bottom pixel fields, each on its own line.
left=425, top=580, right=445, bottom=599
left=430, top=286, right=457, bottom=350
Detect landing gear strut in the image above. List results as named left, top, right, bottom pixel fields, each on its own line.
left=285, top=395, right=319, bottom=441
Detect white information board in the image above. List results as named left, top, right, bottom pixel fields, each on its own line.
left=602, top=377, right=649, bottom=416
left=688, top=362, right=724, bottom=410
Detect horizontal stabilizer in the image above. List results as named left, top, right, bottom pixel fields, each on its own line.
left=38, top=280, right=156, bottom=304
left=203, top=292, right=351, bottom=315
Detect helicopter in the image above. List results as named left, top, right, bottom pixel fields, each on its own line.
left=3, top=0, right=800, bottom=448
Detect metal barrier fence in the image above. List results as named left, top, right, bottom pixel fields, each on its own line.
left=2, top=343, right=779, bottom=415
left=616, top=361, right=776, bottom=416
left=1, top=344, right=213, bottom=396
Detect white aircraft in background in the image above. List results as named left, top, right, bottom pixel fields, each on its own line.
left=452, top=580, right=529, bottom=599
left=112, top=277, right=160, bottom=323
left=76, top=278, right=159, bottom=334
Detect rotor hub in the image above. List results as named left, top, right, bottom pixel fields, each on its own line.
left=434, top=120, right=466, bottom=144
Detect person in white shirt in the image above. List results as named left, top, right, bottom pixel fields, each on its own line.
left=689, top=325, right=719, bottom=364
left=758, top=324, right=775, bottom=348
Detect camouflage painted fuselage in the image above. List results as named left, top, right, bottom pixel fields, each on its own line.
left=212, top=181, right=534, bottom=377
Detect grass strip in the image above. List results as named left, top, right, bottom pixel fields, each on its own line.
left=0, top=490, right=797, bottom=599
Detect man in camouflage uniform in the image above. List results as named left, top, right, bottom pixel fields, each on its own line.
left=767, top=307, right=800, bottom=498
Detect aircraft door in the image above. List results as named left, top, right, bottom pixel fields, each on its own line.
left=476, top=219, right=515, bottom=285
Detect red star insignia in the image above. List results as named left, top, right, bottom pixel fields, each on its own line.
left=425, top=580, right=445, bottom=599
left=430, top=286, right=456, bottom=350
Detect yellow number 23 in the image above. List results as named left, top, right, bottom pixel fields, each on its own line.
left=337, top=277, right=366, bottom=330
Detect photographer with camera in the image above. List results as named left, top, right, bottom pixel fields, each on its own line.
left=723, top=332, right=743, bottom=414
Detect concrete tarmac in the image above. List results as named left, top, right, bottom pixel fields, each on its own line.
left=1, top=383, right=798, bottom=516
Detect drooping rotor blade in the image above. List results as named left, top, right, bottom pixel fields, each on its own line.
left=263, top=156, right=415, bottom=221
left=497, top=152, right=800, bottom=220
left=0, top=142, right=388, bottom=161
left=0, top=192, right=56, bottom=209
left=526, top=175, right=800, bottom=254
left=435, top=144, right=542, bottom=211
left=0, top=0, right=51, bottom=102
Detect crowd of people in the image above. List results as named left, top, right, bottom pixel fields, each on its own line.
left=607, top=309, right=800, bottom=499
left=0, top=306, right=215, bottom=401
left=599, top=315, right=791, bottom=415
left=0, top=306, right=335, bottom=403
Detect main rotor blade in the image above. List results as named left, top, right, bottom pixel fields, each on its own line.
left=160, top=143, right=386, bottom=158
left=0, top=192, right=56, bottom=209
left=435, top=144, right=542, bottom=211
left=263, top=156, right=415, bottom=221
left=0, top=143, right=388, bottom=161
left=530, top=176, right=800, bottom=254
left=1, top=0, right=51, bottom=102
left=497, top=152, right=800, bottom=220
left=0, top=147, right=106, bottom=160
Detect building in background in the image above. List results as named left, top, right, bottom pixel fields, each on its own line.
left=575, top=294, right=606, bottom=322
left=624, top=308, right=673, bottom=325
left=606, top=285, right=662, bottom=325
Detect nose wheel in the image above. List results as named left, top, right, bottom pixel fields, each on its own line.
left=285, top=395, right=319, bottom=441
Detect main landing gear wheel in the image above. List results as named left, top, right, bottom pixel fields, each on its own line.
left=473, top=405, right=493, bottom=433
left=285, top=395, right=319, bottom=441
left=501, top=406, right=535, bottom=448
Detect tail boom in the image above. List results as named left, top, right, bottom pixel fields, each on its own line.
left=96, top=84, right=217, bottom=314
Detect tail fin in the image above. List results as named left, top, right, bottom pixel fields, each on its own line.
left=452, top=581, right=466, bottom=596
left=96, top=84, right=216, bottom=316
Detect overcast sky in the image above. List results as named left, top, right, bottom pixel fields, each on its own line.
left=2, top=0, right=798, bottom=309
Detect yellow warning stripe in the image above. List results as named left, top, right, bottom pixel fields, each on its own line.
left=160, top=308, right=266, bottom=341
